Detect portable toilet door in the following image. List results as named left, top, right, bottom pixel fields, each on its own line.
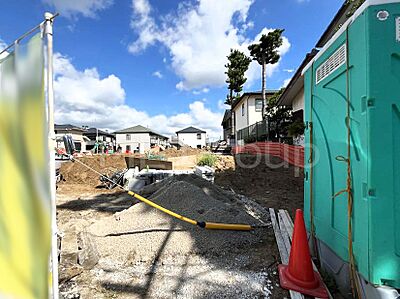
left=303, top=0, right=400, bottom=297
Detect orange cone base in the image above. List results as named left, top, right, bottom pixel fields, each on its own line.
left=278, top=264, right=329, bottom=298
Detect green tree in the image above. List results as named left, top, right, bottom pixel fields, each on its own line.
left=265, top=88, right=293, bottom=141
left=248, top=29, right=284, bottom=119
left=225, top=49, right=251, bottom=105
left=225, top=49, right=251, bottom=138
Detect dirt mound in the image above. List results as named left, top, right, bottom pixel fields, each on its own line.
left=89, top=177, right=265, bottom=263
left=214, top=155, right=235, bottom=172
left=161, top=146, right=204, bottom=158
left=215, top=154, right=304, bottom=218
left=59, top=155, right=127, bottom=186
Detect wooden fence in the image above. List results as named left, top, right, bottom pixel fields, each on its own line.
left=233, top=142, right=304, bottom=168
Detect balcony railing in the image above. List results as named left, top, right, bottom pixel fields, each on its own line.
left=236, top=119, right=268, bottom=143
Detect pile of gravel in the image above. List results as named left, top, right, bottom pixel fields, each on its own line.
left=88, top=175, right=266, bottom=263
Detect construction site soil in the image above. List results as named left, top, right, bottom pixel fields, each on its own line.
left=215, top=154, right=304, bottom=218
left=160, top=146, right=204, bottom=158
left=57, top=154, right=304, bottom=298
left=59, top=155, right=127, bottom=186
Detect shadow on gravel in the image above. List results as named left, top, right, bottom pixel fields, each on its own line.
left=57, top=191, right=137, bottom=214
left=59, top=165, right=292, bottom=298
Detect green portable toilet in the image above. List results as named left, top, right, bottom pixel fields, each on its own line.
left=303, top=0, right=400, bottom=297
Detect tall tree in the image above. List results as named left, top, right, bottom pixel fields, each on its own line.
left=248, top=29, right=284, bottom=119
left=265, top=88, right=293, bottom=141
left=225, top=49, right=251, bottom=138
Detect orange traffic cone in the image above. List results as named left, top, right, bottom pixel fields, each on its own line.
left=278, top=209, right=328, bottom=298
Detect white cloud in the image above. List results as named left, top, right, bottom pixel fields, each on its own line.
left=284, top=69, right=295, bottom=73
left=192, top=87, right=209, bottom=95
left=42, top=0, right=113, bottom=18
left=282, top=78, right=292, bottom=88
left=218, top=99, right=230, bottom=110
left=0, top=38, right=6, bottom=50
left=0, top=38, right=9, bottom=59
left=53, top=53, right=223, bottom=139
left=0, top=38, right=7, bottom=58
left=152, top=70, right=163, bottom=79
left=129, top=0, right=291, bottom=91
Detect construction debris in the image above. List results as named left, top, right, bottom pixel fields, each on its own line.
left=60, top=155, right=127, bottom=186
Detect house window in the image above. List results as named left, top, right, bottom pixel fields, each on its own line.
left=126, top=134, right=131, bottom=141
left=197, top=133, right=201, bottom=140
left=241, top=103, right=245, bottom=116
left=255, top=99, right=263, bottom=112
left=126, top=145, right=131, bottom=152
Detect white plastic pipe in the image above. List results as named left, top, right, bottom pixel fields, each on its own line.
left=44, top=12, right=59, bottom=299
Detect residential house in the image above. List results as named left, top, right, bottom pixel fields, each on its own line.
left=277, top=49, right=318, bottom=145
left=114, top=125, right=168, bottom=154
left=83, top=128, right=116, bottom=152
left=276, top=1, right=354, bottom=146
left=231, top=90, right=278, bottom=145
left=176, top=126, right=207, bottom=149
left=221, top=110, right=232, bottom=143
left=55, top=124, right=90, bottom=153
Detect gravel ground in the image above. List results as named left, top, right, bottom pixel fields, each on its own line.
left=89, top=180, right=264, bottom=262
left=57, top=175, right=289, bottom=298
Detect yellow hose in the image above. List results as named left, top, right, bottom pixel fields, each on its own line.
left=127, top=191, right=252, bottom=231
left=204, top=222, right=252, bottom=231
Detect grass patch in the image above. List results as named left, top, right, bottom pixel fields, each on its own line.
left=197, top=153, right=218, bottom=167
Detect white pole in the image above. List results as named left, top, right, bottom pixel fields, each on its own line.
left=44, top=12, right=59, bottom=299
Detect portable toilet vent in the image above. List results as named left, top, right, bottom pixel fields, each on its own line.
left=302, top=0, right=400, bottom=297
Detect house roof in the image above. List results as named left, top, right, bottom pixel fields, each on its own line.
left=315, top=2, right=352, bottom=48
left=114, top=125, right=168, bottom=139
left=221, top=109, right=231, bottom=126
left=277, top=49, right=319, bottom=107
left=55, top=124, right=85, bottom=132
left=83, top=127, right=115, bottom=138
left=231, top=90, right=279, bottom=110
left=176, top=126, right=206, bottom=134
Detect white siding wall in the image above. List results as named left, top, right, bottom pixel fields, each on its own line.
left=55, top=130, right=87, bottom=152
left=233, top=95, right=264, bottom=145
left=115, top=133, right=151, bottom=154
left=233, top=95, right=263, bottom=132
left=247, top=96, right=263, bottom=126
left=292, top=87, right=304, bottom=112
left=177, top=132, right=206, bottom=148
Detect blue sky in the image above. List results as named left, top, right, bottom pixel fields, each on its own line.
left=0, top=0, right=343, bottom=139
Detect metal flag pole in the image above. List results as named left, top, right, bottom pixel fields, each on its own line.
left=44, top=12, right=59, bottom=299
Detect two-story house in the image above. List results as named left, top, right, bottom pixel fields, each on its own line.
left=231, top=91, right=277, bottom=145
left=55, top=124, right=90, bottom=153
left=114, top=125, right=168, bottom=154
left=83, top=127, right=116, bottom=152
left=277, top=49, right=318, bottom=146
left=176, top=126, right=207, bottom=149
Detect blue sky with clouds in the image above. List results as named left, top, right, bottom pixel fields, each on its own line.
left=0, top=0, right=343, bottom=139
